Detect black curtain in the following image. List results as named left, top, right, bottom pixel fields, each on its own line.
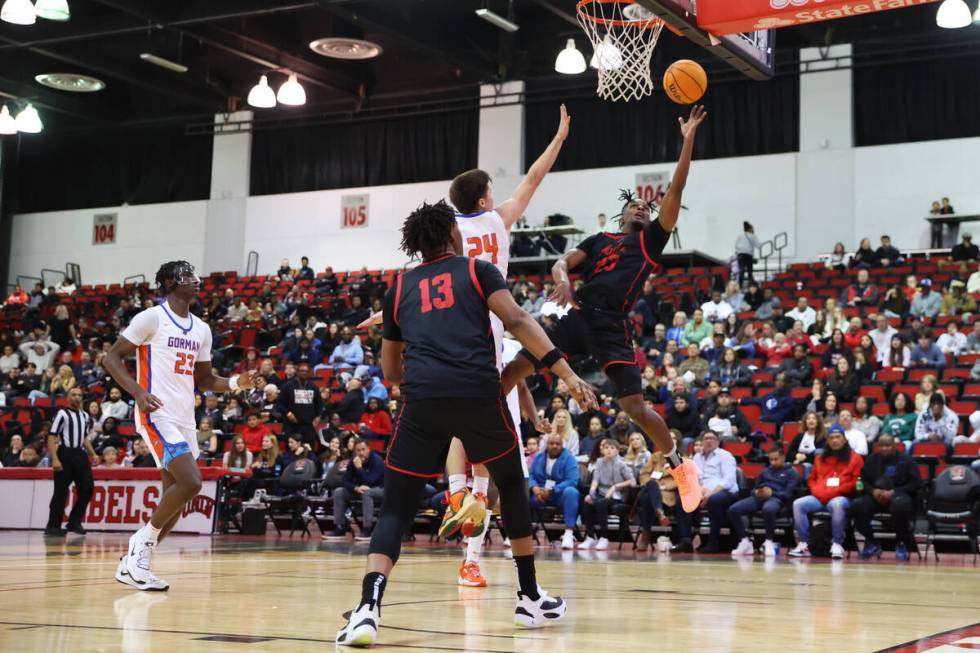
left=250, top=108, right=479, bottom=195
left=854, top=46, right=980, bottom=146
left=524, top=73, right=798, bottom=171
left=13, top=124, right=212, bottom=213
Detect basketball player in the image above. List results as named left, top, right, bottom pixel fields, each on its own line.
left=502, top=105, right=709, bottom=516
left=103, top=261, right=259, bottom=590
left=336, top=201, right=595, bottom=646
left=361, top=105, right=571, bottom=587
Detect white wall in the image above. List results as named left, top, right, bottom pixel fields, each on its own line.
left=9, top=201, right=207, bottom=286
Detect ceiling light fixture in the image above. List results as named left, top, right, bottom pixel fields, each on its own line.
left=1, top=0, right=36, bottom=25
left=0, top=106, right=17, bottom=135
left=936, top=0, right=971, bottom=27
left=555, top=38, right=587, bottom=74
left=476, top=8, right=519, bottom=32
left=276, top=73, right=306, bottom=106
left=34, top=0, right=68, bottom=21
left=309, top=37, right=383, bottom=60
left=590, top=35, right=623, bottom=71
left=35, top=73, right=104, bottom=92
left=139, top=53, right=189, bottom=74
left=973, top=0, right=980, bottom=22
left=247, top=75, right=276, bottom=108
left=15, top=103, right=42, bottom=134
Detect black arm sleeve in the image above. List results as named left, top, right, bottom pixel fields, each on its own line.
left=382, top=285, right=402, bottom=342
left=643, top=221, right=672, bottom=259
left=474, top=259, right=508, bottom=297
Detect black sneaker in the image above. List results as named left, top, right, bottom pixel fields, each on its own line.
left=672, top=539, right=693, bottom=553
left=44, top=527, right=67, bottom=537
left=699, top=542, right=721, bottom=554
left=66, top=523, right=87, bottom=535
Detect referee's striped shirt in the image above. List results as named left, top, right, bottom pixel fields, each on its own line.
left=51, top=408, right=91, bottom=450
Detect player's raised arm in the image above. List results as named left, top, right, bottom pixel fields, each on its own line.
left=495, top=104, right=571, bottom=229
left=657, top=105, right=706, bottom=234
left=549, top=248, right=588, bottom=309
left=486, top=288, right=596, bottom=410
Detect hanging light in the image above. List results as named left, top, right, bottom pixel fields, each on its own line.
left=590, top=35, right=623, bottom=71
left=973, top=0, right=980, bottom=22
left=1, top=0, right=37, bottom=25
left=276, top=73, right=306, bottom=106
left=0, top=106, right=17, bottom=135
left=34, top=0, right=69, bottom=21
left=936, top=0, right=971, bottom=28
left=15, top=103, right=42, bottom=133
left=246, top=75, right=276, bottom=108
left=555, top=38, right=587, bottom=75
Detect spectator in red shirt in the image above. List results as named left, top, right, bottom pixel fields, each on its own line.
left=4, top=285, right=28, bottom=306
left=359, top=397, right=393, bottom=440
left=842, top=317, right=867, bottom=349
left=789, top=426, right=864, bottom=559
left=757, top=332, right=792, bottom=369
left=240, top=412, right=273, bottom=453
left=842, top=268, right=878, bottom=307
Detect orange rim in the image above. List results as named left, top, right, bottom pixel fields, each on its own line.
left=576, top=0, right=663, bottom=28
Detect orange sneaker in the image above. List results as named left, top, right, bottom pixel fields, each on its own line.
left=668, top=459, right=703, bottom=514
left=458, top=561, right=487, bottom=587
left=438, top=490, right=487, bottom=538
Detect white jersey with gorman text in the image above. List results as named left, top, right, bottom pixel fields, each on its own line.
left=121, top=303, right=213, bottom=431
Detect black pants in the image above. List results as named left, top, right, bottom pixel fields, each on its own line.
left=850, top=492, right=915, bottom=549
left=581, top=496, right=625, bottom=540
left=737, top=254, right=754, bottom=287
left=676, top=490, right=736, bottom=545
left=47, top=448, right=93, bottom=529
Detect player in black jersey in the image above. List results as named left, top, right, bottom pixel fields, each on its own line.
left=336, top=200, right=596, bottom=647
left=503, top=105, right=707, bottom=518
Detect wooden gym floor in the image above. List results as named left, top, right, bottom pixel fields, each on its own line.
left=0, top=530, right=978, bottom=653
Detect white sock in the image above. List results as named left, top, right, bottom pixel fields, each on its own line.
left=448, top=474, right=467, bottom=495
left=472, top=475, right=489, bottom=496
left=665, top=446, right=682, bottom=467
left=466, top=513, right=492, bottom=564
left=141, top=523, right=161, bottom=543
left=563, top=528, right=573, bottom=537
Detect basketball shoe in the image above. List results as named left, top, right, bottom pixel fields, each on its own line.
left=438, top=489, right=487, bottom=538
left=668, top=459, right=703, bottom=513
left=514, top=589, right=567, bottom=628
left=336, top=602, right=380, bottom=647
left=120, top=529, right=169, bottom=591
left=458, top=560, right=488, bottom=587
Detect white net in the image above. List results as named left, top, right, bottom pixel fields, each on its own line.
left=577, top=0, right=665, bottom=103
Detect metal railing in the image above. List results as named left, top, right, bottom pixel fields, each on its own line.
left=66, top=262, right=81, bottom=285
left=123, top=274, right=146, bottom=286
left=246, top=251, right=259, bottom=277
left=756, top=231, right=789, bottom=282
left=16, top=274, right=42, bottom=290
left=40, top=268, right=66, bottom=288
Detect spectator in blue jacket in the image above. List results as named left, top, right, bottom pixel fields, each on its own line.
left=326, top=439, right=384, bottom=540
left=529, top=433, right=581, bottom=550
left=328, top=326, right=364, bottom=371
left=909, top=333, right=946, bottom=369
left=360, top=372, right=389, bottom=405
left=728, top=447, right=800, bottom=557
left=739, top=372, right=797, bottom=425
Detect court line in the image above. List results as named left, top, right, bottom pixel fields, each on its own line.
left=0, top=620, right=529, bottom=653
left=871, top=622, right=980, bottom=653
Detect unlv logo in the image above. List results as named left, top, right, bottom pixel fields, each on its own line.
left=182, top=494, right=216, bottom=519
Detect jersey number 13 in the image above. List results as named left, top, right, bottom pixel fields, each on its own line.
left=419, top=274, right=455, bottom=313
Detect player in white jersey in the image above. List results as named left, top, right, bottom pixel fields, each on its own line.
left=103, top=261, right=259, bottom=590
left=440, top=105, right=571, bottom=587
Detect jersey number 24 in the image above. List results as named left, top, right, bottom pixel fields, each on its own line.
left=466, top=233, right=499, bottom=264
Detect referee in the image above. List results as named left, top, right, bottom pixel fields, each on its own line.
left=45, top=387, right=95, bottom=536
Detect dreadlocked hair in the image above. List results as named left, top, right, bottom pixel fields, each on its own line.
left=155, top=260, right=189, bottom=293
left=617, top=187, right=656, bottom=226
left=400, top=200, right=456, bottom=261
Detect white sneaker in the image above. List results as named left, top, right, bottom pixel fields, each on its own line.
left=830, top=543, right=845, bottom=559
left=595, top=537, right=609, bottom=551
left=763, top=540, right=778, bottom=558
left=560, top=531, right=575, bottom=550
left=731, top=537, right=754, bottom=557
left=788, top=542, right=810, bottom=558
left=336, top=601, right=380, bottom=647
left=578, top=536, right=597, bottom=549
left=514, top=589, right=567, bottom=628
left=122, top=533, right=169, bottom=591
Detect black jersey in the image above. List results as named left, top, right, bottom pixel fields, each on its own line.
left=572, top=221, right=671, bottom=313
left=383, top=254, right=508, bottom=400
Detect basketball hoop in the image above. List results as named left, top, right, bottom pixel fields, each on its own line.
left=576, top=0, right=666, bottom=102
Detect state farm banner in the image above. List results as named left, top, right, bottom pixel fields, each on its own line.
left=0, top=478, right=218, bottom=534
left=696, top=0, right=939, bottom=35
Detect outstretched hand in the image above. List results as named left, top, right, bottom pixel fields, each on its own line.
left=547, top=281, right=579, bottom=310
left=679, top=104, right=707, bottom=140
left=357, top=312, right=384, bottom=330
left=555, top=104, right=571, bottom=142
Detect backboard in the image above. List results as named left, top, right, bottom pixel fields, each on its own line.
left=636, top=0, right=776, bottom=80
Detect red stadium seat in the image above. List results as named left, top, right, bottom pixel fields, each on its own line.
left=858, top=386, right=886, bottom=403
left=949, top=401, right=975, bottom=415
left=953, top=443, right=980, bottom=458
left=911, top=442, right=946, bottom=459
left=908, top=368, right=939, bottom=381
left=722, top=441, right=752, bottom=458
left=875, top=369, right=904, bottom=383
left=963, top=384, right=980, bottom=399
left=942, top=368, right=971, bottom=381
left=781, top=422, right=801, bottom=442
left=740, top=462, right=764, bottom=479
left=750, top=421, right=776, bottom=435
left=740, top=405, right=761, bottom=422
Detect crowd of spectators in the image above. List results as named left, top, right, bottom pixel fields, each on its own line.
left=2, top=241, right=978, bottom=559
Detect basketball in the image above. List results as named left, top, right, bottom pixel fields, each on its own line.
left=663, top=59, right=708, bottom=104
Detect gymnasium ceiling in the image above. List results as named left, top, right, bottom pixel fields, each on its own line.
left=0, top=0, right=974, bottom=129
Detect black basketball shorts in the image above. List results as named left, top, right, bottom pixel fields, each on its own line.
left=385, top=395, right=519, bottom=478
